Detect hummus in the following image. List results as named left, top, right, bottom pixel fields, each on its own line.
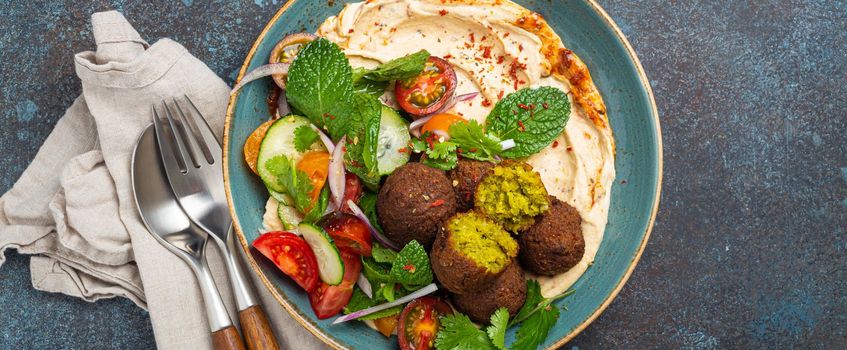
left=316, top=0, right=616, bottom=298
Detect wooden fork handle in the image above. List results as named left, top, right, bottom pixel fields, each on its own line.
left=239, top=305, right=281, bottom=350
left=212, top=325, right=247, bottom=350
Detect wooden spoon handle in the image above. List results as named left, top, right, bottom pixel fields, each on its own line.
left=212, top=325, right=247, bottom=350
left=239, top=305, right=281, bottom=350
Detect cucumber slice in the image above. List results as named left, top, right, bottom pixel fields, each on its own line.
left=268, top=189, right=292, bottom=206
left=278, top=202, right=303, bottom=231
left=298, top=223, right=344, bottom=285
left=257, top=115, right=325, bottom=192
left=377, top=106, right=411, bottom=175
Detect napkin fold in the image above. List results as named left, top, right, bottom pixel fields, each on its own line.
left=0, top=11, right=328, bottom=350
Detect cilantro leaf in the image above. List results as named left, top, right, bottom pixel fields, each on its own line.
left=449, top=120, right=503, bottom=161
left=389, top=240, right=433, bottom=287
left=510, top=303, right=560, bottom=350
left=301, top=184, right=329, bottom=223
left=419, top=138, right=459, bottom=171
left=435, top=314, right=497, bottom=350
left=486, top=308, right=510, bottom=350
left=510, top=280, right=545, bottom=326
left=286, top=38, right=353, bottom=140
left=293, top=125, right=320, bottom=153
left=364, top=50, right=430, bottom=82
left=263, top=155, right=316, bottom=218
left=344, top=93, right=382, bottom=187
left=485, top=87, right=570, bottom=158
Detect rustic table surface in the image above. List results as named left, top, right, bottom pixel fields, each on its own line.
left=1, top=1, right=845, bottom=349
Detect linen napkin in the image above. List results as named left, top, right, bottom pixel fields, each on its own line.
left=0, top=11, right=328, bottom=350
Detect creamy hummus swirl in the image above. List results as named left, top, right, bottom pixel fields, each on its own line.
left=261, top=0, right=613, bottom=302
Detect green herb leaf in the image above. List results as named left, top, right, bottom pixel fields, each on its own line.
left=344, top=93, right=382, bottom=187
left=286, top=38, right=353, bottom=140
left=449, top=120, right=503, bottom=162
left=352, top=67, right=389, bottom=98
left=362, top=256, right=393, bottom=284
left=510, top=280, right=544, bottom=326
left=343, top=286, right=404, bottom=320
left=371, top=242, right=397, bottom=264
left=435, top=314, right=497, bottom=350
left=364, top=50, right=430, bottom=82
left=510, top=303, right=560, bottom=350
left=389, top=240, right=433, bottom=287
left=293, top=125, right=320, bottom=153
left=359, top=193, right=385, bottom=235
left=301, top=184, right=329, bottom=223
left=485, top=87, right=570, bottom=158
left=263, top=155, right=315, bottom=217
left=486, top=308, right=510, bottom=350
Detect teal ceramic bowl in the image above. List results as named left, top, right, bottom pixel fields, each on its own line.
left=224, top=0, right=661, bottom=348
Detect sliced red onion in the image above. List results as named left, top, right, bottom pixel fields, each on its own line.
left=500, top=139, right=516, bottom=150
left=408, top=115, right=434, bottom=137
left=231, top=63, right=291, bottom=95
left=276, top=89, right=291, bottom=117
left=329, top=137, right=347, bottom=208
left=430, top=91, right=479, bottom=116
left=332, top=283, right=438, bottom=324
left=310, top=124, right=335, bottom=153
left=356, top=274, right=373, bottom=298
left=346, top=200, right=400, bottom=251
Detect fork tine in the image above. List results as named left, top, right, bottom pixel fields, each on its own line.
left=181, top=95, right=222, bottom=164
left=172, top=97, right=215, bottom=166
left=167, top=98, right=206, bottom=167
left=152, top=104, right=188, bottom=174
left=161, top=100, right=197, bottom=171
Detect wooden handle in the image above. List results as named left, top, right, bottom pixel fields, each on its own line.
left=212, top=325, right=247, bottom=350
left=239, top=305, right=281, bottom=350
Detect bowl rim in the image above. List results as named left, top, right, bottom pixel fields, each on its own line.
left=222, top=0, right=662, bottom=348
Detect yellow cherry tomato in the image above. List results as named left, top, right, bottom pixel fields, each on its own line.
left=244, top=119, right=276, bottom=175
left=296, top=151, right=330, bottom=204
left=420, top=113, right=466, bottom=136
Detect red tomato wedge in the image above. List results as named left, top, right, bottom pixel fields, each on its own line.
left=398, top=297, right=453, bottom=350
left=308, top=251, right=362, bottom=319
left=339, top=173, right=364, bottom=213
left=320, top=212, right=373, bottom=256
left=253, top=231, right=320, bottom=292
left=395, top=56, right=457, bottom=117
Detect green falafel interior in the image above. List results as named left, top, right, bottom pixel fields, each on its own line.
left=447, top=212, right=518, bottom=273
left=474, top=162, right=550, bottom=232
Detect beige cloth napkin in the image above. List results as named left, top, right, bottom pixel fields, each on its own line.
left=0, top=11, right=328, bottom=350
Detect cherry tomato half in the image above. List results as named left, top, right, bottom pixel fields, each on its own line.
left=395, top=56, right=457, bottom=117
left=339, top=173, right=364, bottom=213
left=374, top=315, right=400, bottom=337
left=420, top=113, right=466, bottom=137
left=269, top=33, right=317, bottom=89
left=296, top=151, right=330, bottom=205
left=244, top=119, right=275, bottom=175
left=308, top=251, right=362, bottom=319
left=398, top=297, right=453, bottom=350
left=253, top=231, right=320, bottom=292
left=320, top=212, right=373, bottom=256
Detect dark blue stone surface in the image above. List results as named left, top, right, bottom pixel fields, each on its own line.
left=1, top=0, right=844, bottom=349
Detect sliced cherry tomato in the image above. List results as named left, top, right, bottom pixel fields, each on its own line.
left=253, top=231, right=320, bottom=292
left=319, top=212, right=373, bottom=256
left=296, top=151, right=330, bottom=205
left=308, top=251, right=362, bottom=319
left=398, top=297, right=453, bottom=350
left=420, top=113, right=466, bottom=137
left=374, top=314, right=400, bottom=337
left=395, top=56, right=457, bottom=117
left=269, top=33, right=317, bottom=89
left=244, top=119, right=276, bottom=175
left=340, top=173, right=364, bottom=213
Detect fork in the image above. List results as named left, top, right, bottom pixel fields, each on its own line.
left=153, top=97, right=280, bottom=350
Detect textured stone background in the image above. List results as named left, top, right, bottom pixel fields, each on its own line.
left=1, top=0, right=845, bottom=349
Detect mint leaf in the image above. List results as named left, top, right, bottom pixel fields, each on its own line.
left=364, top=50, right=430, bottom=82
left=286, top=38, right=353, bottom=140
left=449, top=120, right=503, bottom=162
left=510, top=303, right=559, bottom=350
left=389, top=240, right=433, bottom=287
left=435, top=314, right=497, bottom=350
left=293, top=125, right=320, bottom=153
left=486, top=87, right=570, bottom=158
left=371, top=242, right=397, bottom=264
left=344, top=93, right=382, bottom=187
left=487, top=308, right=510, bottom=350
left=362, top=256, right=393, bottom=284
left=352, top=67, right=388, bottom=98
left=343, top=286, right=403, bottom=320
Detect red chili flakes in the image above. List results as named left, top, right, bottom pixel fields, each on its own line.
left=517, top=120, right=526, bottom=132
left=518, top=44, right=524, bottom=52
left=469, top=33, right=476, bottom=43
left=482, top=46, right=492, bottom=59
left=443, top=54, right=453, bottom=59
left=503, top=32, right=510, bottom=38
left=429, top=199, right=446, bottom=208
left=342, top=146, right=348, bottom=152
left=497, top=91, right=504, bottom=100
left=482, top=99, right=492, bottom=107
left=398, top=147, right=408, bottom=153
left=439, top=9, right=448, bottom=16
left=390, top=27, right=397, bottom=33
left=469, top=148, right=478, bottom=153
left=552, top=140, right=559, bottom=148
left=518, top=103, right=531, bottom=110
left=348, top=29, right=354, bottom=34
left=403, top=264, right=416, bottom=273
left=497, top=55, right=505, bottom=64
left=481, top=35, right=487, bottom=41
left=566, top=146, right=573, bottom=152
left=542, top=102, right=549, bottom=109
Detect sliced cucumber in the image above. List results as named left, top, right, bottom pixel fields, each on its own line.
left=278, top=202, right=303, bottom=231
left=257, top=115, right=325, bottom=192
left=298, top=223, right=344, bottom=285
left=268, top=189, right=292, bottom=206
left=377, top=106, right=411, bottom=175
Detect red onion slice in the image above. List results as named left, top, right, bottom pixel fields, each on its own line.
left=310, top=124, right=335, bottom=153
left=346, top=200, right=400, bottom=251
left=356, top=274, right=373, bottom=298
left=332, top=283, right=438, bottom=324
left=329, top=137, right=347, bottom=208
left=231, top=63, right=290, bottom=95
left=430, top=91, right=479, bottom=115
left=408, top=115, right=434, bottom=138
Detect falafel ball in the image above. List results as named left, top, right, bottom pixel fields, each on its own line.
left=376, top=163, right=457, bottom=247
left=451, top=262, right=527, bottom=323
left=431, top=211, right=518, bottom=294
left=475, top=161, right=549, bottom=232
left=518, top=196, right=585, bottom=275
left=447, top=160, right=494, bottom=212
